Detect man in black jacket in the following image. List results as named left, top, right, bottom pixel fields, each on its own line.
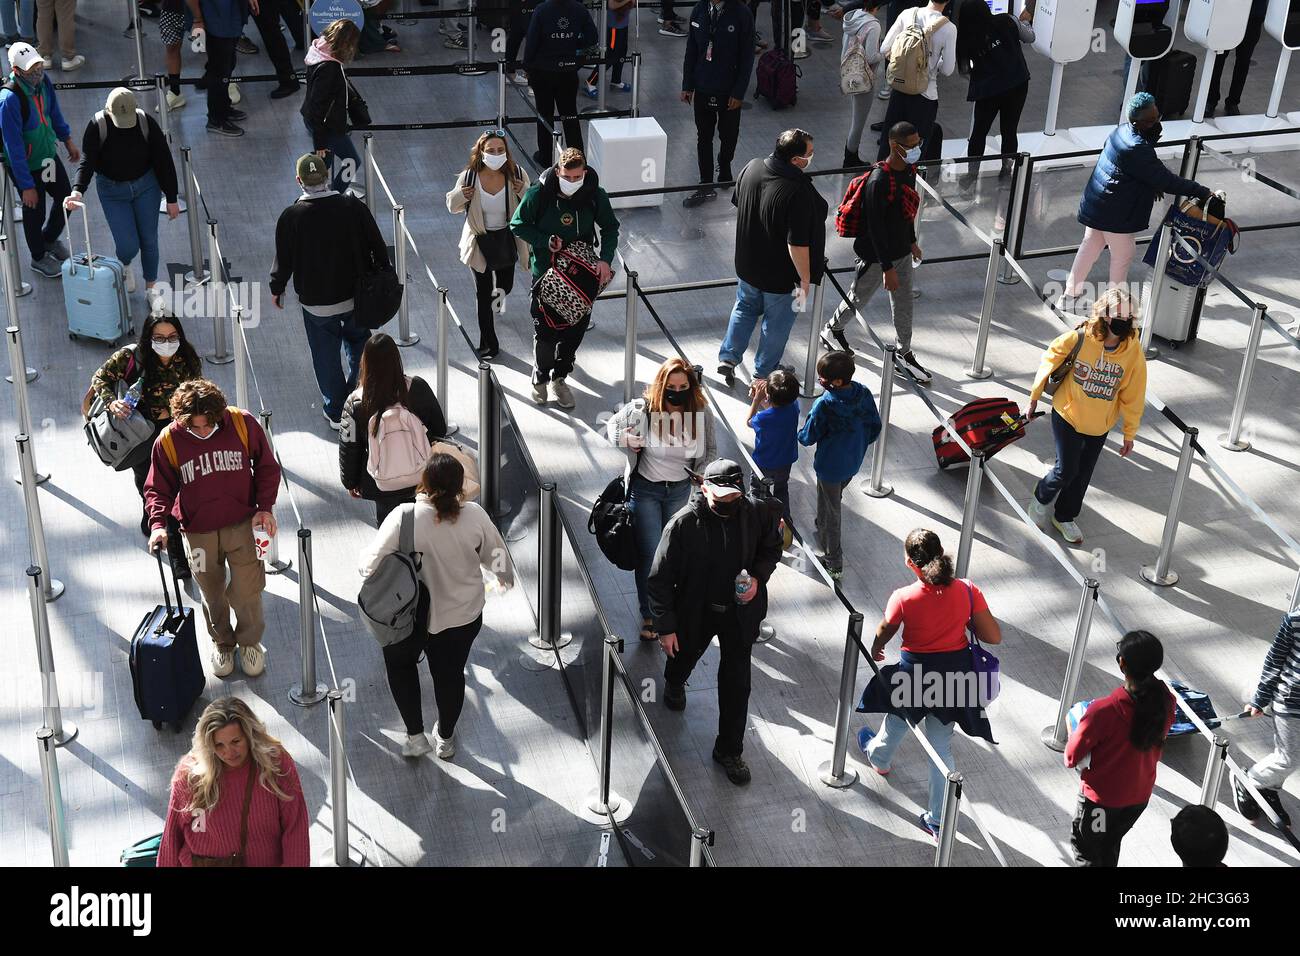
left=681, top=0, right=755, bottom=207
left=648, top=458, right=784, bottom=785
left=523, top=0, right=597, bottom=167
left=269, top=153, right=389, bottom=430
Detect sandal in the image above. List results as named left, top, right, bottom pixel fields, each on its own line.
left=639, top=619, right=656, bottom=641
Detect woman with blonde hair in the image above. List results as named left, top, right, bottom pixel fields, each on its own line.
left=158, top=698, right=310, bottom=866
left=605, top=357, right=717, bottom=641
left=446, top=129, right=532, bottom=360
left=301, top=19, right=367, bottom=197
left=1027, top=287, right=1148, bottom=545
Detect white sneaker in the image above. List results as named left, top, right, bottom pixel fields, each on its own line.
left=239, top=642, right=267, bottom=676
left=165, top=90, right=187, bottom=111
left=433, top=722, right=456, bottom=760
left=550, top=377, right=576, bottom=409
left=898, top=350, right=933, bottom=385
left=228, top=81, right=241, bottom=105
left=60, top=54, right=85, bottom=71
left=531, top=381, right=548, bottom=405
left=40, top=55, right=53, bottom=70
left=211, top=645, right=235, bottom=678
left=1052, top=517, right=1084, bottom=544
left=124, top=267, right=137, bottom=293
left=401, top=732, right=433, bottom=758
left=877, top=85, right=892, bottom=100
left=1029, top=496, right=1050, bottom=527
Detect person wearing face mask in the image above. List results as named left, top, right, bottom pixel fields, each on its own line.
left=648, top=458, right=784, bottom=785
left=874, top=0, right=955, bottom=161
left=1061, top=92, right=1212, bottom=313
left=521, top=0, right=597, bottom=167
left=144, top=379, right=281, bottom=680
left=89, top=315, right=203, bottom=580
left=509, top=146, right=620, bottom=409
left=0, top=42, right=79, bottom=278
left=606, top=358, right=717, bottom=642
left=1026, top=288, right=1147, bottom=546
left=446, top=130, right=531, bottom=361
left=158, top=698, right=310, bottom=866
left=822, top=121, right=930, bottom=384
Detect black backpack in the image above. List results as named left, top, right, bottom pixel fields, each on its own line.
left=588, top=473, right=638, bottom=571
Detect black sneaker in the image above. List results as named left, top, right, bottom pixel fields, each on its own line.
left=206, top=120, right=244, bottom=137
left=712, top=748, right=751, bottom=785
left=270, top=80, right=300, bottom=99
left=236, top=35, right=258, bottom=55
left=682, top=186, right=716, bottom=208
left=226, top=108, right=247, bottom=122
left=820, top=326, right=853, bottom=355
left=659, top=20, right=687, bottom=37
left=717, top=166, right=733, bottom=186
left=1233, top=778, right=1262, bottom=822
left=717, top=362, right=735, bottom=387
left=30, top=253, right=62, bottom=278
left=664, top=681, right=686, bottom=711
left=1260, top=788, right=1293, bottom=828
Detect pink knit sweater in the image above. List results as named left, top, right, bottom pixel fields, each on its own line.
left=158, top=751, right=310, bottom=867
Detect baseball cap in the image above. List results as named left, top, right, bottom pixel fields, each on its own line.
left=695, top=459, right=745, bottom=497
left=8, top=42, right=42, bottom=73
left=106, top=88, right=139, bottom=129
left=296, top=153, right=329, bottom=188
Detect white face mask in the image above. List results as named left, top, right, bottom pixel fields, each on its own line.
left=187, top=423, right=220, bottom=441
left=152, top=340, right=181, bottom=358
left=557, top=174, right=584, bottom=196
left=902, top=145, right=922, bottom=165
left=482, top=152, right=508, bottom=170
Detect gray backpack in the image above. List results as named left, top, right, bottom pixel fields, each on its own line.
left=83, top=347, right=156, bottom=471
left=357, top=504, right=423, bottom=646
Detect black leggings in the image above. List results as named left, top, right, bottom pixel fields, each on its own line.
left=381, top=585, right=483, bottom=737
left=966, top=81, right=1028, bottom=177
left=528, top=69, right=582, bottom=160
left=472, top=262, right=515, bottom=354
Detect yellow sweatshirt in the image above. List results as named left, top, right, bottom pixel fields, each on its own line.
left=1029, top=328, right=1148, bottom=440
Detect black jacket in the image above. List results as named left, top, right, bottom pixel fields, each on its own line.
left=523, top=0, right=598, bottom=72
left=855, top=161, right=918, bottom=270
left=732, top=155, right=828, bottom=292
left=682, top=0, right=755, bottom=99
left=269, top=192, right=388, bottom=308
left=74, top=114, right=180, bottom=202
left=339, top=376, right=447, bottom=500
left=647, top=492, right=783, bottom=641
left=301, top=60, right=350, bottom=146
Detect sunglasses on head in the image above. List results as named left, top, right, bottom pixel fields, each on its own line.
left=483, top=128, right=507, bottom=140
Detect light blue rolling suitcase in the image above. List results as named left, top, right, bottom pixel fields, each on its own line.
left=63, top=207, right=132, bottom=343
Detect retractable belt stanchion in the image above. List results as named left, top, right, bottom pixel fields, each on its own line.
left=436, top=287, right=458, bottom=434
left=129, top=0, right=146, bottom=81
left=2, top=231, right=36, bottom=388
left=586, top=636, right=624, bottom=817
left=819, top=612, right=864, bottom=789
left=755, top=474, right=777, bottom=645
left=258, top=411, right=291, bottom=573
left=1200, top=735, right=1229, bottom=807
left=863, top=346, right=895, bottom=498
left=497, top=58, right=507, bottom=129
left=1179, top=135, right=1203, bottom=181
left=302, top=1, right=312, bottom=53
left=232, top=305, right=249, bottom=412
left=206, top=220, right=232, bottom=364
left=18, top=437, right=61, bottom=600
left=623, top=270, right=638, bottom=405
left=934, top=772, right=962, bottom=867
left=1140, top=426, right=1198, bottom=587
left=289, top=529, right=328, bottom=706
left=954, top=449, right=986, bottom=579
left=1, top=177, right=33, bottom=299
left=966, top=239, right=1003, bottom=379
left=327, top=690, right=357, bottom=865
left=154, top=73, right=186, bottom=214
left=689, top=827, right=711, bottom=867
left=531, top=482, right=571, bottom=651
left=1042, top=577, right=1100, bottom=751
left=393, top=205, right=417, bottom=346
left=630, top=51, right=641, bottom=117
left=182, top=149, right=207, bottom=286
left=28, top=565, right=75, bottom=743
left=801, top=277, right=825, bottom=400
left=37, top=728, right=70, bottom=866
left=997, top=153, right=1029, bottom=285
left=478, top=363, right=501, bottom=517
left=1141, top=223, right=1176, bottom=360
left=1218, top=302, right=1268, bottom=452
left=363, top=133, right=377, bottom=216
left=467, top=0, right=478, bottom=65
left=6, top=328, right=47, bottom=484
left=596, top=1, right=608, bottom=112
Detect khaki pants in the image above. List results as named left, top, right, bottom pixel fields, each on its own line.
left=36, top=0, right=76, bottom=60
left=184, top=519, right=266, bottom=650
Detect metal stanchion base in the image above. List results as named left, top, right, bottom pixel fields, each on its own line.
left=50, top=722, right=78, bottom=747
left=1040, top=725, right=1067, bottom=753
left=265, top=558, right=292, bottom=575
left=1140, top=565, right=1179, bottom=587
left=164, top=197, right=187, bottom=214
left=14, top=471, right=50, bottom=486
left=396, top=333, right=420, bottom=347
left=42, top=579, right=66, bottom=602
left=862, top=480, right=893, bottom=499
left=208, top=352, right=234, bottom=366
left=519, top=647, right=558, bottom=672
left=817, top=760, right=859, bottom=789
left=755, top=622, right=776, bottom=645
left=183, top=270, right=210, bottom=289
left=529, top=631, right=573, bottom=651
left=288, top=682, right=329, bottom=707
left=4, top=366, right=37, bottom=383
left=1216, top=433, right=1250, bottom=452
left=964, top=366, right=993, bottom=380
left=996, top=269, right=1021, bottom=287
left=321, top=845, right=366, bottom=867
left=1144, top=346, right=1160, bottom=360
left=581, top=789, right=631, bottom=824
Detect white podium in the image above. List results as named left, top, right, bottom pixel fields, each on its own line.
left=587, top=118, right=668, bottom=210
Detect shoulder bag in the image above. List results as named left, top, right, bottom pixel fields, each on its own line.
left=1043, top=326, right=1086, bottom=397
left=350, top=197, right=404, bottom=329
left=189, top=763, right=257, bottom=867
left=963, top=579, right=1000, bottom=706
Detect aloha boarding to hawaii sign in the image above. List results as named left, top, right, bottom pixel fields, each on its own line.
left=311, top=0, right=364, bottom=33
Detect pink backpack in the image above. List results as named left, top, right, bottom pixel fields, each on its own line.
left=366, top=404, right=431, bottom=492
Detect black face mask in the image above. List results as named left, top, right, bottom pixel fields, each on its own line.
left=1108, top=317, right=1134, bottom=338
left=708, top=497, right=739, bottom=518
left=1144, top=122, right=1163, bottom=142
left=664, top=389, right=691, bottom=407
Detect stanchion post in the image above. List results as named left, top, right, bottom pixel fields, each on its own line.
left=1, top=230, right=36, bottom=385
left=7, top=327, right=48, bottom=484
left=130, top=0, right=145, bottom=80
left=206, top=220, right=232, bottom=364
left=28, top=566, right=75, bottom=744
left=289, top=529, right=328, bottom=706
left=1141, top=426, right=1197, bottom=587
left=155, top=73, right=186, bottom=214
left=182, top=150, right=206, bottom=286
left=818, top=612, right=863, bottom=788
left=497, top=58, right=507, bottom=129
left=1289, top=564, right=1300, bottom=615
left=258, top=411, right=291, bottom=573
left=530, top=482, right=570, bottom=651
left=302, top=0, right=311, bottom=52
left=622, top=270, right=638, bottom=405
left=1218, top=302, right=1268, bottom=452
left=1141, top=222, right=1176, bottom=359
left=467, top=0, right=477, bottom=64
left=689, top=827, right=711, bottom=867
left=596, top=0, right=608, bottom=111
left=435, top=287, right=458, bottom=434
left=478, top=363, right=501, bottom=517
left=863, top=346, right=895, bottom=498
left=1178, top=135, right=1203, bottom=181
left=586, top=636, right=623, bottom=817
left=801, top=276, right=825, bottom=400
left=393, top=206, right=417, bottom=346
left=37, top=729, right=70, bottom=866
left=362, top=133, right=376, bottom=216
left=1041, top=577, right=1100, bottom=751
left=232, top=305, right=249, bottom=412
left=630, top=51, right=641, bottom=118
left=966, top=239, right=1002, bottom=379
left=997, top=153, right=1030, bottom=284
left=2, top=178, right=34, bottom=298
left=1199, top=735, right=1229, bottom=808
left=327, top=690, right=353, bottom=865
left=953, top=449, right=986, bottom=579
left=18, top=438, right=62, bottom=599
left=933, top=772, right=962, bottom=867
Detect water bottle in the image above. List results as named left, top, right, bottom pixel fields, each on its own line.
left=123, top=378, right=144, bottom=412
left=734, top=568, right=752, bottom=603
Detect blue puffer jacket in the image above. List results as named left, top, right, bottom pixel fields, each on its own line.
left=797, top=382, right=882, bottom=484
left=1077, top=123, right=1210, bottom=234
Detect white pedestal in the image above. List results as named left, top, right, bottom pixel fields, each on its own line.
left=1202, top=113, right=1300, bottom=153
left=587, top=117, right=668, bottom=210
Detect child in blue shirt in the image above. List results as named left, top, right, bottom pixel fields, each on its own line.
left=797, top=351, right=881, bottom=578
left=748, top=366, right=799, bottom=538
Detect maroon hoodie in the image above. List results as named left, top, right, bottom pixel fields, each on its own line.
left=144, top=408, right=281, bottom=534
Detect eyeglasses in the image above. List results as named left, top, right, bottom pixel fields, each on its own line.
left=151, top=334, right=181, bottom=344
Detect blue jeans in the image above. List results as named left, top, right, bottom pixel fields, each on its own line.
left=0, top=0, right=36, bottom=37
left=1034, top=409, right=1108, bottom=524
left=627, top=473, right=690, bottom=620
left=96, top=169, right=163, bottom=282
left=865, top=714, right=955, bottom=827
left=719, top=279, right=797, bottom=381
left=302, top=307, right=370, bottom=421
left=304, top=118, right=362, bottom=195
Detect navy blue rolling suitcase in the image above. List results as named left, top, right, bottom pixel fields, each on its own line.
left=130, top=550, right=204, bottom=732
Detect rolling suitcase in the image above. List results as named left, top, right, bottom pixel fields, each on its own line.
left=63, top=206, right=132, bottom=344
left=1141, top=49, right=1196, bottom=118
left=932, top=396, right=1041, bottom=470
left=129, top=550, right=205, bottom=732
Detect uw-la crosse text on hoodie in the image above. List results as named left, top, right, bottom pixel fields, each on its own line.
left=144, top=409, right=281, bottom=534
left=1029, top=328, right=1148, bottom=440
